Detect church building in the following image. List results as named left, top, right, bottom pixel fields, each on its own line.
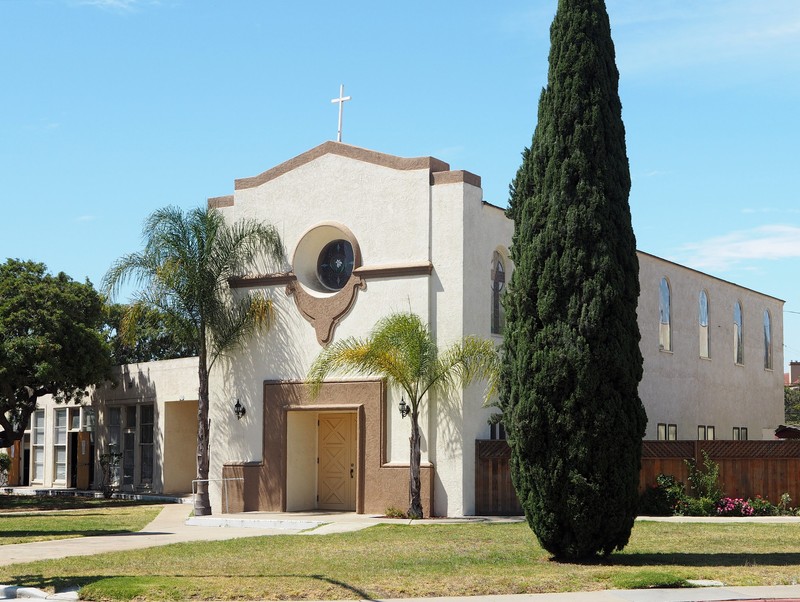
left=4, top=142, right=785, bottom=518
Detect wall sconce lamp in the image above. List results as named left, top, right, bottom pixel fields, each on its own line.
left=233, top=398, right=246, bottom=420
left=398, top=396, right=410, bottom=419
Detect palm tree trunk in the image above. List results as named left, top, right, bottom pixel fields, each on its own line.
left=195, top=333, right=212, bottom=516
left=408, top=407, right=423, bottom=519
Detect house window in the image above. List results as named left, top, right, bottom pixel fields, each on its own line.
left=108, top=407, right=122, bottom=487
left=490, top=421, right=506, bottom=440
left=108, top=404, right=153, bottom=490
left=657, top=423, right=678, bottom=441
left=659, top=277, right=672, bottom=351
left=734, top=301, right=744, bottom=365
left=123, top=406, right=137, bottom=487
left=764, top=310, right=773, bottom=370
left=32, top=409, right=45, bottom=483
left=140, top=404, right=154, bottom=485
left=53, top=408, right=67, bottom=483
left=733, top=427, right=749, bottom=440
left=698, top=425, right=715, bottom=440
left=699, top=290, right=709, bottom=358
left=491, top=251, right=506, bottom=335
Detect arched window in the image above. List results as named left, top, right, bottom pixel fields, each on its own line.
left=764, top=309, right=773, bottom=370
left=659, top=277, right=671, bottom=351
left=491, top=251, right=506, bottom=335
left=699, top=290, right=709, bottom=358
left=734, top=301, right=744, bottom=365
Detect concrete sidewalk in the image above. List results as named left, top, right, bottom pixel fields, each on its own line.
left=3, top=505, right=800, bottom=601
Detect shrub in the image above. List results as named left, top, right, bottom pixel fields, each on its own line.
left=680, top=497, right=717, bottom=517
left=639, top=474, right=686, bottom=516
left=685, top=451, right=723, bottom=502
left=748, top=495, right=777, bottom=516
left=716, top=497, right=754, bottom=517
left=778, top=493, right=794, bottom=515
left=385, top=506, right=407, bottom=519
left=0, top=452, right=10, bottom=486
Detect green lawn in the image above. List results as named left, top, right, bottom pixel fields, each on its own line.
left=0, top=496, right=164, bottom=545
left=2, top=521, right=800, bottom=601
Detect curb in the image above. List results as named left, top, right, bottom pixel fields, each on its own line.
left=0, top=585, right=79, bottom=600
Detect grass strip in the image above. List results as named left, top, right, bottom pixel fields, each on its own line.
left=0, top=505, right=163, bottom=545
left=1, top=521, right=799, bottom=600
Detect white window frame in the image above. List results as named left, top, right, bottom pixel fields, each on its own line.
left=659, top=277, right=672, bottom=352
left=31, top=409, right=45, bottom=483
left=699, top=290, right=709, bottom=359
left=734, top=301, right=744, bottom=365
left=53, top=408, right=68, bottom=484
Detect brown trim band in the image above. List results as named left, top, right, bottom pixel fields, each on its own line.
left=229, top=262, right=433, bottom=289
left=354, top=262, right=433, bottom=279
left=235, top=141, right=451, bottom=190
left=432, top=170, right=481, bottom=188
left=229, top=273, right=296, bottom=289
left=208, top=195, right=234, bottom=209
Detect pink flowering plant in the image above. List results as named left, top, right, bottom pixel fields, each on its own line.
left=716, top=497, right=754, bottom=517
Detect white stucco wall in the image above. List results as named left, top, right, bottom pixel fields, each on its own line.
left=637, top=252, right=784, bottom=440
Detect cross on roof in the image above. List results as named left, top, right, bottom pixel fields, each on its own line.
left=330, top=84, right=351, bottom=143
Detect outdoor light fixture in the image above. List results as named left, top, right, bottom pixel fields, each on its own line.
left=398, top=397, right=410, bottom=419
left=233, top=398, right=246, bottom=420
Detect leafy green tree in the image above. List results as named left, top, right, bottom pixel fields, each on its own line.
left=785, top=387, right=800, bottom=424
left=0, top=259, right=113, bottom=448
left=500, top=0, right=646, bottom=559
left=307, top=312, right=498, bottom=519
left=103, top=206, right=284, bottom=514
left=104, top=303, right=198, bottom=364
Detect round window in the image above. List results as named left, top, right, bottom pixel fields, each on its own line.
left=317, top=239, right=355, bottom=291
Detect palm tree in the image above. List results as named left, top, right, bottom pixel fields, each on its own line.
left=307, top=312, right=498, bottom=519
left=103, top=206, right=284, bottom=515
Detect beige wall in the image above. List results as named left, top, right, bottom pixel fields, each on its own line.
left=93, top=356, right=200, bottom=493
left=637, top=252, right=784, bottom=441
left=286, top=411, right=317, bottom=510
left=163, top=399, right=198, bottom=494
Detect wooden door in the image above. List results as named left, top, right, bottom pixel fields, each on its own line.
left=317, top=413, right=356, bottom=511
left=76, top=431, right=92, bottom=490
left=7, top=441, right=21, bottom=486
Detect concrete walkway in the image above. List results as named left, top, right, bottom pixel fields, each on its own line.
left=3, top=505, right=800, bottom=601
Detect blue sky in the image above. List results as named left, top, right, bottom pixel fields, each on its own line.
left=2, top=0, right=800, bottom=369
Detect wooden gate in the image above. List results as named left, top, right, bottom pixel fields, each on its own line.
left=475, top=439, right=522, bottom=515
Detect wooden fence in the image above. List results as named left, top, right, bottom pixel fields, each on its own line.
left=475, top=439, right=800, bottom=515
left=640, top=440, right=800, bottom=504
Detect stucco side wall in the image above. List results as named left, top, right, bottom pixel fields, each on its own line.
left=637, top=252, right=784, bottom=440
left=93, top=356, right=199, bottom=494
left=459, top=200, right=514, bottom=515
left=428, top=179, right=467, bottom=517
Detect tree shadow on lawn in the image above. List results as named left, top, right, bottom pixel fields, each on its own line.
left=569, top=552, right=800, bottom=567
left=5, top=572, right=377, bottom=600
left=0, top=528, right=149, bottom=542
left=2, top=573, right=96, bottom=594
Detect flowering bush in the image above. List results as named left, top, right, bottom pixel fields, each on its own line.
left=716, top=497, right=754, bottom=517
left=748, top=495, right=778, bottom=516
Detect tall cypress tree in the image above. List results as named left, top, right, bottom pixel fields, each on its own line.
left=501, top=0, right=647, bottom=560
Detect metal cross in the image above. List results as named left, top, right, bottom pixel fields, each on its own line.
left=330, top=84, right=351, bottom=142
